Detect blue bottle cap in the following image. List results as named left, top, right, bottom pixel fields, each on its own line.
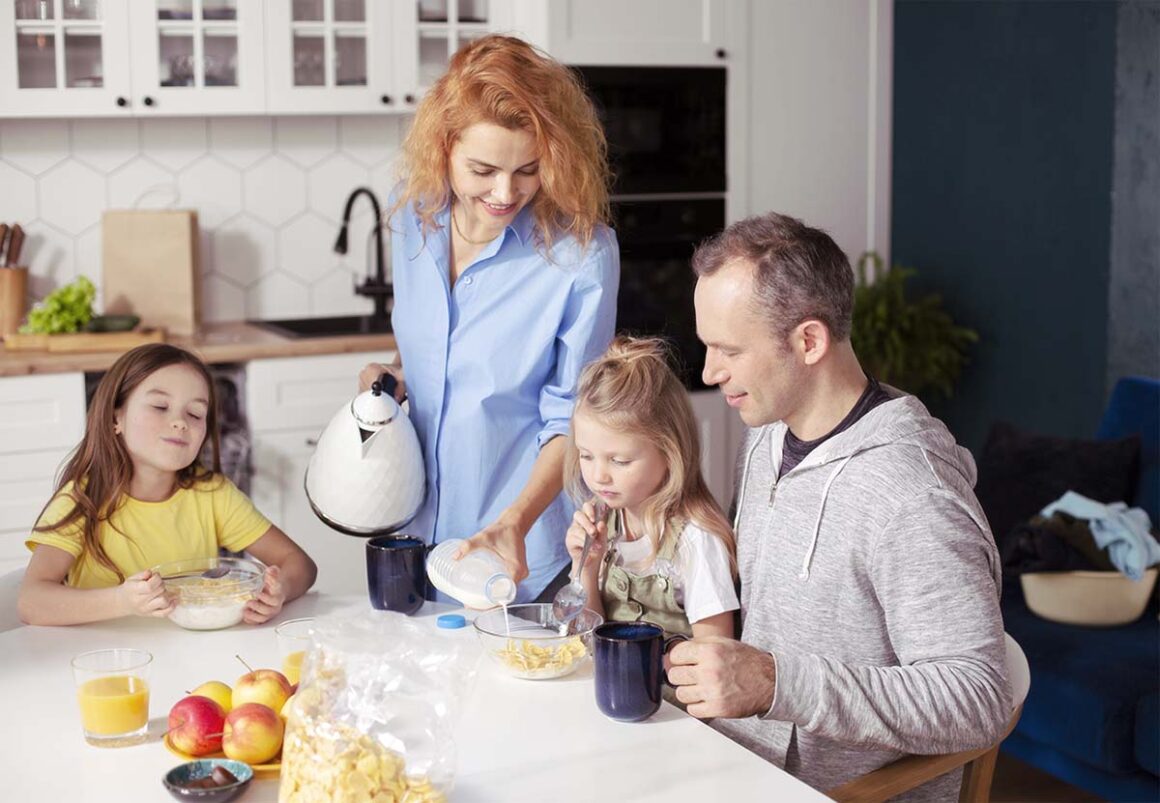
left=437, top=614, right=466, bottom=629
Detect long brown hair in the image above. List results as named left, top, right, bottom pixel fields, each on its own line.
left=394, top=34, right=611, bottom=251
left=33, top=344, right=222, bottom=581
left=564, top=337, right=736, bottom=573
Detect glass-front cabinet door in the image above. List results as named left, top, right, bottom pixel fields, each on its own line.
left=0, top=0, right=132, bottom=116
left=265, top=0, right=395, bottom=114
left=397, top=0, right=494, bottom=103
left=128, top=0, right=264, bottom=114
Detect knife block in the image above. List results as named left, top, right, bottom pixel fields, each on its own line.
left=0, top=266, right=28, bottom=339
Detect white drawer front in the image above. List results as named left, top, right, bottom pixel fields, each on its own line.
left=0, top=373, right=86, bottom=455
left=246, top=352, right=395, bottom=434
left=0, top=448, right=73, bottom=549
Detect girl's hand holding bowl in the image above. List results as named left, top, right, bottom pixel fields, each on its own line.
left=243, top=565, right=285, bottom=625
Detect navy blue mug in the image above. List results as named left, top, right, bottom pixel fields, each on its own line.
left=366, top=535, right=427, bottom=615
left=594, top=622, right=686, bottom=722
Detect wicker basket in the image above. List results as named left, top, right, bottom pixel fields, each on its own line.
left=1021, top=567, right=1158, bottom=626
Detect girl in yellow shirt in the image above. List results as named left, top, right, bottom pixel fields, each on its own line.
left=18, top=344, right=317, bottom=626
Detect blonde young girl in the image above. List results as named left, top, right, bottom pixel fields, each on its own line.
left=564, top=336, right=738, bottom=639
left=18, top=344, right=317, bottom=626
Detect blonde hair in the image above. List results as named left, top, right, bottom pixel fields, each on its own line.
left=565, top=336, right=736, bottom=574
left=394, top=34, right=611, bottom=251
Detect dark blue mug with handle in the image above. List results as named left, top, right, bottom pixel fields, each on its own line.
left=594, top=622, right=687, bottom=722
left=366, top=535, right=427, bottom=615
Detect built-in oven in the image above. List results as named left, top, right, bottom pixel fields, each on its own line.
left=576, top=66, right=727, bottom=389
left=612, top=198, right=724, bottom=390
left=576, top=66, right=726, bottom=196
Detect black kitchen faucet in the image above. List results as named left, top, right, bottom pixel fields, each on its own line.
left=335, top=186, right=390, bottom=323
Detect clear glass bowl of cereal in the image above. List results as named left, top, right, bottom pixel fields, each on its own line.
left=472, top=603, right=603, bottom=680
left=155, top=556, right=266, bottom=631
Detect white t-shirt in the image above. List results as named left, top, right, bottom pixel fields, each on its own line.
left=612, top=521, right=739, bottom=626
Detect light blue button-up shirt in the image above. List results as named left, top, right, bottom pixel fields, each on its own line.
left=390, top=202, right=619, bottom=600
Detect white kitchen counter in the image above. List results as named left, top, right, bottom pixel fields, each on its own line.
left=0, top=590, right=829, bottom=802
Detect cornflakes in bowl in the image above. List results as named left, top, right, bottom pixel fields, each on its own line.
left=473, top=603, right=602, bottom=680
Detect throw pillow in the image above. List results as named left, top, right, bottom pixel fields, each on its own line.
left=975, top=421, right=1140, bottom=546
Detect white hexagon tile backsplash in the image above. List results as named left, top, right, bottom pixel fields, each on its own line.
left=0, top=115, right=405, bottom=323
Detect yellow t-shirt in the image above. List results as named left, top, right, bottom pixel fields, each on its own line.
left=26, top=475, right=272, bottom=589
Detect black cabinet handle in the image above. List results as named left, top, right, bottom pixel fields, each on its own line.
left=143, top=96, right=155, bottom=107
left=715, top=48, right=727, bottom=59
left=306, top=437, right=318, bottom=447
left=115, top=96, right=127, bottom=107
left=404, top=93, right=416, bottom=104
left=380, top=94, right=393, bottom=105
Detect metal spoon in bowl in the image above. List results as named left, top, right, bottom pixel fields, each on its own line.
left=552, top=501, right=608, bottom=629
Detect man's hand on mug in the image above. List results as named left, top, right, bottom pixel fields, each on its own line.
left=666, top=637, right=777, bottom=719
left=358, top=362, right=406, bottom=401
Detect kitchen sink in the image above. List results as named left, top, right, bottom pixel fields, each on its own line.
left=250, top=315, right=392, bottom=339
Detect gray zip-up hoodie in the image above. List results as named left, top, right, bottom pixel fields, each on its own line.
left=711, top=393, right=1011, bottom=801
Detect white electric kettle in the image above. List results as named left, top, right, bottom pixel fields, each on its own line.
left=304, top=374, right=426, bottom=535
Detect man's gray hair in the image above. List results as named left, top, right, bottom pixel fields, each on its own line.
left=691, top=212, right=855, bottom=342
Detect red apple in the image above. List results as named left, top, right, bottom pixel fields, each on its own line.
left=168, top=694, right=227, bottom=757
left=222, top=702, right=284, bottom=764
left=232, top=668, right=293, bottom=713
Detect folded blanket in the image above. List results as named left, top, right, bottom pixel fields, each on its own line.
left=1040, top=491, right=1160, bottom=581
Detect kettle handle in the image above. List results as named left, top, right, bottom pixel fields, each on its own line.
left=372, top=372, right=405, bottom=403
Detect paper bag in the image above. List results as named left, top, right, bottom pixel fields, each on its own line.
left=102, top=210, right=200, bottom=336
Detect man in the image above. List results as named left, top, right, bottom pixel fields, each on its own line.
left=667, top=212, right=1011, bottom=800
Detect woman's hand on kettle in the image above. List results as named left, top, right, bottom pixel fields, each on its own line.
left=457, top=517, right=530, bottom=584
left=565, top=501, right=608, bottom=576
left=358, top=362, right=406, bottom=401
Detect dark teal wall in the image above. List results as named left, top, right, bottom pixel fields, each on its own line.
left=892, top=1, right=1118, bottom=453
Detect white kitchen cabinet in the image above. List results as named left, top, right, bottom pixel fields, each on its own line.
left=127, top=0, right=266, bottom=116
left=0, top=0, right=264, bottom=118
left=688, top=388, right=741, bottom=512
left=246, top=351, right=393, bottom=593
left=507, top=0, right=731, bottom=67
left=265, top=0, right=397, bottom=114
left=0, top=0, right=132, bottom=116
left=0, top=372, right=86, bottom=573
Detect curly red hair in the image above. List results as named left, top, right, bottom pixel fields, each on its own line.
left=394, top=35, right=611, bottom=250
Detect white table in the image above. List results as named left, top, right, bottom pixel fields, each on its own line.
left=1, top=591, right=829, bottom=802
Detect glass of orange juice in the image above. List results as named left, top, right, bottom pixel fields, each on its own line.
left=274, top=618, right=314, bottom=686
left=71, top=648, right=152, bottom=747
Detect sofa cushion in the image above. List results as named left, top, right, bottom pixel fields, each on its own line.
left=1136, top=691, right=1160, bottom=776
left=976, top=422, right=1140, bottom=546
left=1003, top=581, right=1159, bottom=775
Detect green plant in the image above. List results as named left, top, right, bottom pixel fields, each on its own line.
left=20, top=275, right=95, bottom=334
left=851, top=252, right=978, bottom=399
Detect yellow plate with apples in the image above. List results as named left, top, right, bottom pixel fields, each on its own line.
left=163, top=733, right=281, bottom=772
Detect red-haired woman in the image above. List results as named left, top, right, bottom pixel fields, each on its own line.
left=359, top=35, right=619, bottom=603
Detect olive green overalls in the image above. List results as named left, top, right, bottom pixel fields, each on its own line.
left=598, top=509, right=693, bottom=640
left=598, top=510, right=692, bottom=707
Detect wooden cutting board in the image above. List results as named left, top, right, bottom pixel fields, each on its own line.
left=3, top=327, right=166, bottom=352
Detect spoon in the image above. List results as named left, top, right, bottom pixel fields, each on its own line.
left=160, top=564, right=231, bottom=581
left=552, top=501, right=608, bottom=629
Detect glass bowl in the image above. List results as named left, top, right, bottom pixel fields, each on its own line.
left=473, top=603, right=603, bottom=680
left=154, top=557, right=266, bottom=631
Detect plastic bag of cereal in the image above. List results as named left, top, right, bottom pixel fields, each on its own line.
left=279, top=611, right=479, bottom=803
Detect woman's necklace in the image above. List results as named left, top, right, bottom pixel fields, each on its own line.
left=451, top=205, right=498, bottom=246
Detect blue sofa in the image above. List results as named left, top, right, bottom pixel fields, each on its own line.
left=1000, top=376, right=1160, bottom=801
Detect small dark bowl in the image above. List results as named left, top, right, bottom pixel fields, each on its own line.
left=86, top=314, right=140, bottom=332
left=162, top=759, right=253, bottom=802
